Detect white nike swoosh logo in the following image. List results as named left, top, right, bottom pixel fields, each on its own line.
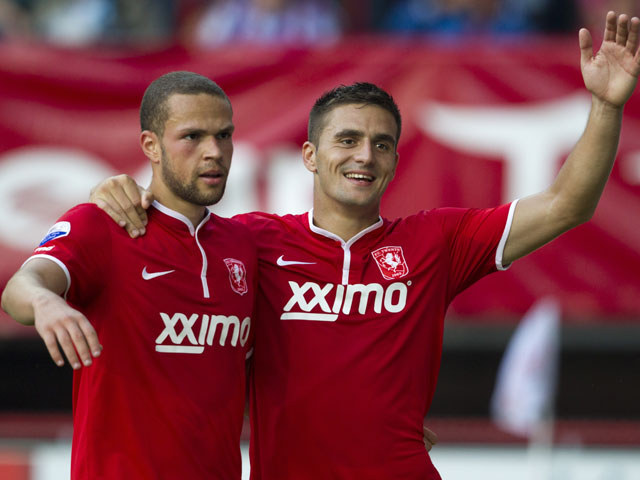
left=276, top=255, right=316, bottom=267
left=142, top=266, right=176, bottom=280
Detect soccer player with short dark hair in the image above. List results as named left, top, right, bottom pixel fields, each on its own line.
left=2, top=71, right=257, bottom=478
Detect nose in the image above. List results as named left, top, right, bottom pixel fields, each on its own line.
left=203, top=136, right=223, bottom=160
left=353, top=141, right=373, bottom=164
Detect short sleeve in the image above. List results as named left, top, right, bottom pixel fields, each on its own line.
left=25, top=204, right=112, bottom=306
left=429, top=202, right=516, bottom=300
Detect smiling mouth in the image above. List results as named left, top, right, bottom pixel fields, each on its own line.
left=344, top=173, right=374, bottom=182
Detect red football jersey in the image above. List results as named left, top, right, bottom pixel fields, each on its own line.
left=27, top=202, right=257, bottom=479
left=237, top=202, right=515, bottom=479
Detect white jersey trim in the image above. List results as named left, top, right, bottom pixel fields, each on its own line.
left=151, top=201, right=212, bottom=236
left=152, top=201, right=212, bottom=298
left=195, top=220, right=210, bottom=298
left=22, top=254, right=72, bottom=299
left=495, top=199, right=519, bottom=271
left=307, top=210, right=383, bottom=284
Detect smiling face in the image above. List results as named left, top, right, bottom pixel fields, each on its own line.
left=142, top=92, right=234, bottom=221
left=303, top=103, right=399, bottom=220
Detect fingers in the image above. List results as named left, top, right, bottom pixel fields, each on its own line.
left=615, top=14, right=629, bottom=47
left=105, top=176, right=147, bottom=237
left=40, top=329, right=65, bottom=367
left=78, top=317, right=103, bottom=358
left=95, top=197, right=127, bottom=229
left=53, top=326, right=83, bottom=369
left=423, top=426, right=439, bottom=452
left=121, top=178, right=149, bottom=230
left=91, top=175, right=149, bottom=238
left=629, top=17, right=640, bottom=64
left=603, top=12, right=639, bottom=53
left=604, top=11, right=617, bottom=43
left=141, top=189, right=155, bottom=210
left=37, top=313, right=102, bottom=370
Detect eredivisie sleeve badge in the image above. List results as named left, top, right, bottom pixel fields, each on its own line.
left=371, top=246, right=409, bottom=280
left=223, top=258, right=248, bottom=295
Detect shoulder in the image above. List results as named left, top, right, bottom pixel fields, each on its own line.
left=232, top=211, right=306, bottom=234
left=205, top=213, right=258, bottom=252
left=58, top=203, right=114, bottom=223
left=393, top=205, right=511, bottom=230
left=38, top=203, right=116, bottom=246
left=385, top=208, right=451, bottom=230
left=210, top=212, right=255, bottom=235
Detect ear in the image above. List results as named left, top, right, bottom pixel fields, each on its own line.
left=140, top=130, right=161, bottom=164
left=302, top=141, right=318, bottom=173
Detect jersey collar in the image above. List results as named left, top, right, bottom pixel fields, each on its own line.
left=151, top=201, right=211, bottom=236
left=307, top=209, right=383, bottom=247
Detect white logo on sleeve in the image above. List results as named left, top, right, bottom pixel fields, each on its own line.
left=39, top=221, right=71, bottom=246
left=276, top=255, right=316, bottom=266
left=142, top=266, right=175, bottom=280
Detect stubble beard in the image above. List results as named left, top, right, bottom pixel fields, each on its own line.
left=161, top=148, right=226, bottom=207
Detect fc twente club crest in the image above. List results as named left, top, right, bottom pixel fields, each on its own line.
left=224, top=258, right=248, bottom=295
left=371, top=246, right=409, bottom=280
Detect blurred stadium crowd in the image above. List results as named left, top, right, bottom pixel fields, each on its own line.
left=0, top=0, right=638, bottom=47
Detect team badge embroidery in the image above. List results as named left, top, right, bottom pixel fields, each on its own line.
left=371, top=246, right=409, bottom=280
left=224, top=258, right=248, bottom=296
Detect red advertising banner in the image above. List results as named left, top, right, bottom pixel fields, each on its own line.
left=1, top=38, right=639, bottom=335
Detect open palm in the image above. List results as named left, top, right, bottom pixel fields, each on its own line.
left=580, top=12, right=640, bottom=107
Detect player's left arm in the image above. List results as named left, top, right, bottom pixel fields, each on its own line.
left=89, top=174, right=154, bottom=238
left=503, top=12, right=640, bottom=265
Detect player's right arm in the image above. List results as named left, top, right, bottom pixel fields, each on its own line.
left=1, top=259, right=102, bottom=369
left=90, top=174, right=154, bottom=238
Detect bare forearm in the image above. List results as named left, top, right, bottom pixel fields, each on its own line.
left=549, top=96, right=623, bottom=223
left=504, top=99, right=624, bottom=264
left=1, top=270, right=64, bottom=326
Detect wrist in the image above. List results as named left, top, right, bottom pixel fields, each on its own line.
left=31, top=288, right=60, bottom=313
left=591, top=95, right=625, bottom=115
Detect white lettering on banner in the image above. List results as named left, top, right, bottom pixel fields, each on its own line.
left=155, top=312, right=251, bottom=353
left=417, top=93, right=592, bottom=202
left=281, top=281, right=408, bottom=321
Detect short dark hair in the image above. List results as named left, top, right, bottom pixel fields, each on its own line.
left=140, top=71, right=231, bottom=136
left=308, top=82, right=402, bottom=147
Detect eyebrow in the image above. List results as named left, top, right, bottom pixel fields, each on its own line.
left=334, top=129, right=396, bottom=146
left=177, top=124, right=235, bottom=135
left=334, top=129, right=363, bottom=139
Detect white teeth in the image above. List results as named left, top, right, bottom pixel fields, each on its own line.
left=345, top=173, right=373, bottom=181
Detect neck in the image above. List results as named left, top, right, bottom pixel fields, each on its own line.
left=311, top=202, right=380, bottom=242
left=149, top=181, right=207, bottom=228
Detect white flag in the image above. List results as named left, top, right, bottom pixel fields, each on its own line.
left=490, top=297, right=561, bottom=437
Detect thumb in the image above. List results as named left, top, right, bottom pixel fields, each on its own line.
left=141, top=189, right=155, bottom=210
left=579, top=28, right=594, bottom=70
